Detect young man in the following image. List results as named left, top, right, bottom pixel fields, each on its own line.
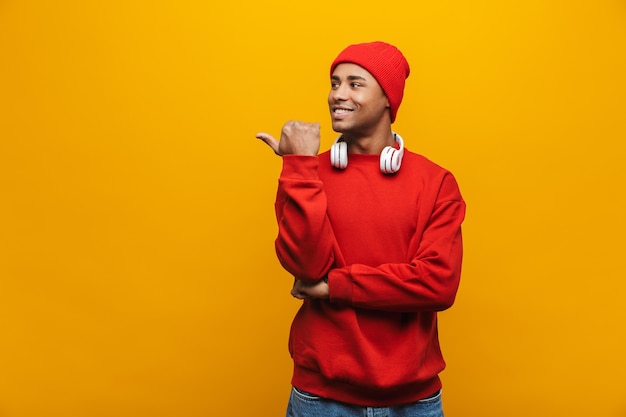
left=256, top=41, right=465, bottom=417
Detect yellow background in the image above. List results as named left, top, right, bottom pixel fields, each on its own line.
left=1, top=0, right=625, bottom=416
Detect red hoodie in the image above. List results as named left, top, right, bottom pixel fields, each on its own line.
left=274, top=148, right=465, bottom=406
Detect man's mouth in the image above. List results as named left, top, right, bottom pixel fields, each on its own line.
left=333, top=108, right=353, bottom=114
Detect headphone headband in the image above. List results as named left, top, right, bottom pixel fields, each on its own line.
left=330, top=132, right=404, bottom=174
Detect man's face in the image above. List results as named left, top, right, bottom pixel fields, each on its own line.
left=328, top=63, right=390, bottom=136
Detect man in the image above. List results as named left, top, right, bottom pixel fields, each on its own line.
left=256, top=41, right=465, bottom=417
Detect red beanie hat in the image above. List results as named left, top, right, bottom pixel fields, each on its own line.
left=330, top=41, right=410, bottom=123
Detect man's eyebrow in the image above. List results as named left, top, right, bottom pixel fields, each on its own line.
left=330, top=75, right=368, bottom=81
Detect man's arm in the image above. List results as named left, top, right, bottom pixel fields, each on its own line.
left=327, top=174, right=466, bottom=312
left=257, top=121, right=337, bottom=282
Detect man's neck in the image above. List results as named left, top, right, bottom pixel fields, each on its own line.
left=343, top=129, right=396, bottom=155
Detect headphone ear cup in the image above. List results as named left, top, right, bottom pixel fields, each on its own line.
left=380, top=146, right=395, bottom=174
left=390, top=147, right=403, bottom=172
left=380, top=145, right=403, bottom=174
left=331, top=140, right=348, bottom=169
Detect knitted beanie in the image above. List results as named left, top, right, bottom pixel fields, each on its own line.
left=330, top=41, right=410, bottom=123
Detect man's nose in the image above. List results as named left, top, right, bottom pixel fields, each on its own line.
left=330, top=85, right=348, bottom=101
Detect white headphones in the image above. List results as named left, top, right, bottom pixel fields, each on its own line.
left=330, top=132, right=405, bottom=174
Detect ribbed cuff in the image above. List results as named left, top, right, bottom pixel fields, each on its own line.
left=280, top=155, right=319, bottom=180
left=327, top=266, right=353, bottom=305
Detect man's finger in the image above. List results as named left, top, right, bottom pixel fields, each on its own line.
left=255, top=132, right=282, bottom=156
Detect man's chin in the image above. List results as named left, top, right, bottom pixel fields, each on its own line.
left=330, top=121, right=348, bottom=134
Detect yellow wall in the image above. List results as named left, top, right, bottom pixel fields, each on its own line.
left=1, top=1, right=625, bottom=416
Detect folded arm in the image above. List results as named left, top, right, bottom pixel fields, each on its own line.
left=327, top=175, right=466, bottom=312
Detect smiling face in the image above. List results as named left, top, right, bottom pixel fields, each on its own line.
left=328, top=63, right=391, bottom=138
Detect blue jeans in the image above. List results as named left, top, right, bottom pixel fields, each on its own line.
left=286, top=387, right=444, bottom=417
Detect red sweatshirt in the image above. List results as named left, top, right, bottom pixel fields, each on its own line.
left=274, top=148, right=465, bottom=406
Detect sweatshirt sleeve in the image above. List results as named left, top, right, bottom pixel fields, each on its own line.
left=274, top=155, right=337, bottom=281
left=328, top=172, right=466, bottom=312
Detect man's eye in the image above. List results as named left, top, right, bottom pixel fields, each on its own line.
left=351, top=83, right=361, bottom=87
left=331, top=82, right=339, bottom=88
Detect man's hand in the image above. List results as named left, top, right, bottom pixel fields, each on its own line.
left=256, top=120, right=320, bottom=156
left=291, top=278, right=329, bottom=300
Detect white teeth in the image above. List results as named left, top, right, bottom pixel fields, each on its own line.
left=334, top=108, right=352, bottom=114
